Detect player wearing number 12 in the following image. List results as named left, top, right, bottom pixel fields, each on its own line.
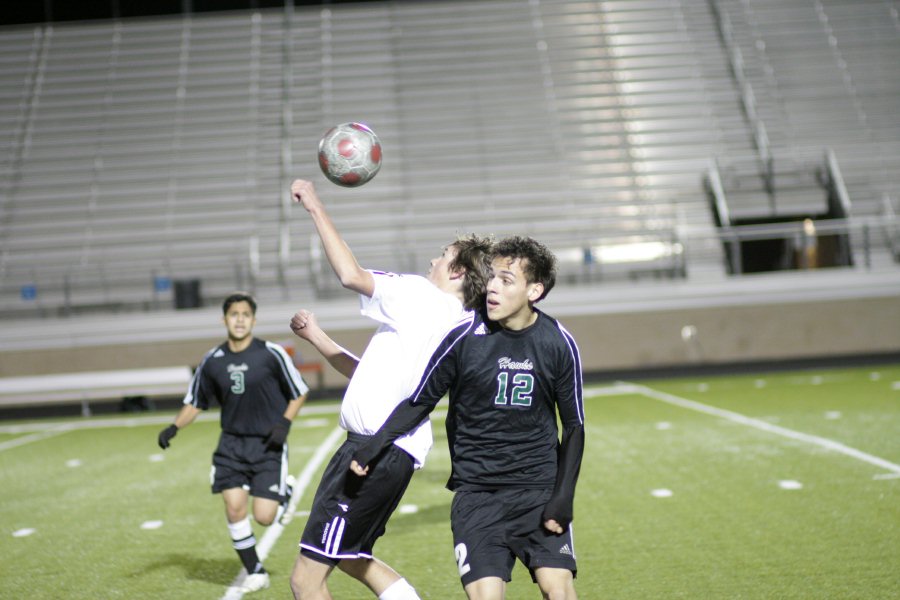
left=352, top=236, right=585, bottom=600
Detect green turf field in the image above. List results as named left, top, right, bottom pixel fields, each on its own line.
left=2, top=365, right=898, bottom=599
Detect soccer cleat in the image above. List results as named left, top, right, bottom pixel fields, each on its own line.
left=240, top=572, right=270, bottom=593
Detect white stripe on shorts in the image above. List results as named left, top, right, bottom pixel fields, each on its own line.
left=325, top=516, right=346, bottom=555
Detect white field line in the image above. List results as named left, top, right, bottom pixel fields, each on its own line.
left=0, top=403, right=344, bottom=453
left=0, top=403, right=445, bottom=441
left=221, top=425, right=346, bottom=600
left=0, top=428, right=67, bottom=451
left=0, top=402, right=344, bottom=435
left=0, top=413, right=221, bottom=437
left=602, top=382, right=900, bottom=477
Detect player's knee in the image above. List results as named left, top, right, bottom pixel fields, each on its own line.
left=289, top=564, right=313, bottom=598
left=225, top=506, right=246, bottom=523
left=289, top=570, right=303, bottom=598
left=255, top=513, right=275, bottom=526
left=251, top=500, right=278, bottom=526
left=542, top=590, right=572, bottom=600
left=291, top=555, right=330, bottom=599
left=539, top=581, right=576, bottom=600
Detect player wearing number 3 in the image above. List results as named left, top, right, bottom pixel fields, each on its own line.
left=157, top=292, right=310, bottom=593
left=351, top=236, right=585, bottom=600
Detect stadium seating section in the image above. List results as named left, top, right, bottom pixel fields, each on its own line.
left=1, top=0, right=897, bottom=318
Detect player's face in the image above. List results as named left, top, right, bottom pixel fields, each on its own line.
left=223, top=301, right=256, bottom=342
left=426, top=244, right=460, bottom=289
left=486, top=256, right=543, bottom=330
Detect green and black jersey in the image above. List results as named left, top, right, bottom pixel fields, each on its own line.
left=185, top=338, right=308, bottom=436
left=356, top=308, right=584, bottom=522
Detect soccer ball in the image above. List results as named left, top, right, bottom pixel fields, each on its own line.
left=317, top=122, right=383, bottom=187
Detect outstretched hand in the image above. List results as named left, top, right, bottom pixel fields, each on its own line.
left=290, top=179, right=323, bottom=213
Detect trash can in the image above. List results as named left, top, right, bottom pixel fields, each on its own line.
left=173, top=279, right=202, bottom=309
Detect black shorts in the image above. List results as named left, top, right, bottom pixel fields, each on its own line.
left=451, top=488, right=577, bottom=587
left=299, top=432, right=414, bottom=565
left=211, top=431, right=290, bottom=503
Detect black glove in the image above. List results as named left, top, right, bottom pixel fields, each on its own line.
left=265, top=416, right=292, bottom=450
left=158, top=424, right=178, bottom=449
left=541, top=494, right=573, bottom=533
left=351, top=438, right=387, bottom=473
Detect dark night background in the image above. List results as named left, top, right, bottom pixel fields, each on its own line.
left=0, top=0, right=402, bottom=27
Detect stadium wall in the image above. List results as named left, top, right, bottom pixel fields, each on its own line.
left=2, top=291, right=898, bottom=390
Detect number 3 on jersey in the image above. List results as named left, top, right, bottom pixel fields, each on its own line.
left=494, top=372, right=534, bottom=407
left=230, top=371, right=245, bottom=394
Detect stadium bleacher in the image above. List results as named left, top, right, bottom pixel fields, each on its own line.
left=0, top=0, right=898, bottom=398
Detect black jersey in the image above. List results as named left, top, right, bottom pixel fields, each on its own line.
left=184, top=338, right=309, bottom=436
left=355, top=309, right=585, bottom=522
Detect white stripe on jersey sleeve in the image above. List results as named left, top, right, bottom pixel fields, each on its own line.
left=556, top=322, right=585, bottom=424
left=183, top=346, right=219, bottom=407
left=409, top=312, right=476, bottom=405
left=265, top=341, right=310, bottom=398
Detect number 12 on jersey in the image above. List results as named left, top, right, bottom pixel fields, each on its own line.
left=494, top=372, right=534, bottom=407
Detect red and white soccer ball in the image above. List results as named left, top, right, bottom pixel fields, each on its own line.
left=317, top=122, right=383, bottom=187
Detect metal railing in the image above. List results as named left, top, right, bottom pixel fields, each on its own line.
left=680, top=215, right=899, bottom=276
left=708, top=0, right=774, bottom=198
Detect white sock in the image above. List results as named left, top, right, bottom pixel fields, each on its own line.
left=227, top=517, right=253, bottom=542
left=378, top=578, right=421, bottom=600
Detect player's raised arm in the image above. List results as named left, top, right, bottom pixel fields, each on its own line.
left=290, top=309, right=360, bottom=379
left=290, top=178, right=375, bottom=297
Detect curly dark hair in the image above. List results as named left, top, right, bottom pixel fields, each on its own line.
left=492, top=236, right=556, bottom=302
left=449, top=234, right=494, bottom=310
left=222, top=292, right=257, bottom=315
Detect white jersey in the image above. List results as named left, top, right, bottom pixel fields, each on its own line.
left=339, top=270, right=468, bottom=468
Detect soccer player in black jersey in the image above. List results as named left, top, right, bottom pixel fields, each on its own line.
left=157, top=292, right=310, bottom=594
left=351, top=236, right=584, bottom=600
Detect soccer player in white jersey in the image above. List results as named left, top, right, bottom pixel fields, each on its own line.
left=351, top=237, right=585, bottom=600
left=288, top=179, right=493, bottom=600
left=157, top=292, right=310, bottom=593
